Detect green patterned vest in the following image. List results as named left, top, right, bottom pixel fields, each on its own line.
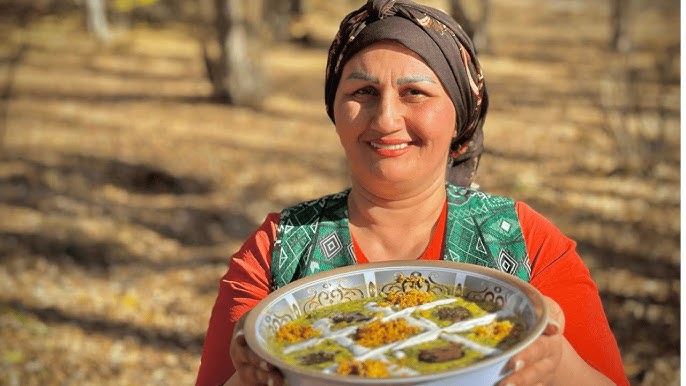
left=271, top=183, right=530, bottom=290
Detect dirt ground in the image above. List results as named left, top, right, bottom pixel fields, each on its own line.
left=0, top=0, right=680, bottom=385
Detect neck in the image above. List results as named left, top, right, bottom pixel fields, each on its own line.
left=348, top=179, right=446, bottom=224
left=347, top=178, right=447, bottom=261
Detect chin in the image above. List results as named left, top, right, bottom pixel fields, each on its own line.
left=369, top=171, right=414, bottom=185
left=365, top=175, right=427, bottom=192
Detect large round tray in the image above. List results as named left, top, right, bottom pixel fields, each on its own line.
left=245, top=260, right=547, bottom=386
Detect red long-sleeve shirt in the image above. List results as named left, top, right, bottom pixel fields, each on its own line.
left=195, top=201, right=628, bottom=386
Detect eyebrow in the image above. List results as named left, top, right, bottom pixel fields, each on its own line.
left=347, top=72, right=378, bottom=83
left=397, top=75, right=436, bottom=85
left=345, top=72, right=436, bottom=86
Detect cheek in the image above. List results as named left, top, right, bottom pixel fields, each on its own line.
left=334, top=104, right=364, bottom=142
left=408, top=104, right=456, bottom=143
left=334, top=98, right=361, bottom=125
left=334, top=114, right=356, bottom=152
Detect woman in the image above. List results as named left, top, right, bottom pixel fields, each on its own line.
left=196, top=1, right=629, bottom=385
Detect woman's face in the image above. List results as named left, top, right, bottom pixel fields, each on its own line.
left=333, top=41, right=456, bottom=194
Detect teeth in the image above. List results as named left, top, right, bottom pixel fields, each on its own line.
left=371, top=142, right=408, bottom=150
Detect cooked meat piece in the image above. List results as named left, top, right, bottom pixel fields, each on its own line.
left=435, top=306, right=471, bottom=322
left=299, top=351, right=335, bottom=365
left=418, top=343, right=465, bottom=363
left=331, top=312, right=373, bottom=324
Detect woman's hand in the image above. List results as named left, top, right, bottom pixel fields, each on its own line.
left=228, top=312, right=285, bottom=386
left=498, top=296, right=565, bottom=386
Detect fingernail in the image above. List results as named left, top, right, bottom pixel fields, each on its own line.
left=267, top=376, right=274, bottom=386
left=260, top=360, right=270, bottom=371
left=514, top=359, right=525, bottom=372
left=545, top=319, right=561, bottom=335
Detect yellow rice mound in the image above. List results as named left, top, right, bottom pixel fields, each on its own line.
left=276, top=323, right=320, bottom=344
left=472, top=320, right=514, bottom=342
left=378, top=289, right=435, bottom=308
left=354, top=318, right=421, bottom=347
left=336, top=359, right=389, bottom=378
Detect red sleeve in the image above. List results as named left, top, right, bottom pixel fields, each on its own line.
left=516, top=202, right=628, bottom=386
left=195, top=213, right=279, bottom=386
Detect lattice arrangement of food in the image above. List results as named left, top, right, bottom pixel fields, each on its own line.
left=246, top=261, right=547, bottom=386
left=270, top=273, right=524, bottom=378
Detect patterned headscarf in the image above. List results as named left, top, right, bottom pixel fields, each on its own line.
left=324, top=0, right=488, bottom=188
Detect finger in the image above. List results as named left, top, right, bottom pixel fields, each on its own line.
left=235, top=364, right=254, bottom=385
left=505, top=335, right=557, bottom=373
left=234, top=347, right=267, bottom=381
left=230, top=330, right=250, bottom=366
left=251, top=363, right=271, bottom=386
left=500, top=354, right=557, bottom=386
left=236, top=364, right=270, bottom=386
left=232, top=326, right=285, bottom=386
left=543, top=296, right=565, bottom=335
left=268, top=373, right=286, bottom=386
left=234, top=330, right=248, bottom=348
left=544, top=318, right=561, bottom=336
left=245, top=348, right=285, bottom=385
left=502, top=331, right=566, bottom=386
left=245, top=344, right=269, bottom=369
left=242, top=359, right=285, bottom=386
left=233, top=327, right=263, bottom=367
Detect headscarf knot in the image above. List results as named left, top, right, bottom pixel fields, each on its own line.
left=369, top=0, right=397, bottom=19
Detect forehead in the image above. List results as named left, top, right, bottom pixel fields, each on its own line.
left=343, top=40, right=435, bottom=75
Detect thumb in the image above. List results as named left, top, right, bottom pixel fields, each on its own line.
left=543, top=295, right=565, bottom=335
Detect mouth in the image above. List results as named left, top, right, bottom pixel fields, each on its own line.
left=368, top=140, right=412, bottom=157
left=369, top=141, right=410, bottom=151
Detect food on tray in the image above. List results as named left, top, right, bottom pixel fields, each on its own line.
left=354, top=318, right=421, bottom=347
left=276, top=323, right=321, bottom=344
left=267, top=274, right=525, bottom=378
left=336, top=359, right=389, bottom=378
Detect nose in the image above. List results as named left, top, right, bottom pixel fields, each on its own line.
left=371, top=93, right=404, bottom=133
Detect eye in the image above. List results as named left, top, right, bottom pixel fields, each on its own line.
left=405, top=89, right=425, bottom=96
left=402, top=87, right=429, bottom=99
left=353, top=86, right=377, bottom=97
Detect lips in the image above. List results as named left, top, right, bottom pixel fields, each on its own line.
left=370, top=142, right=409, bottom=150
left=368, top=139, right=412, bottom=157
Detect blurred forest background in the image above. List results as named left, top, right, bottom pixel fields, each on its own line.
left=0, top=0, right=680, bottom=385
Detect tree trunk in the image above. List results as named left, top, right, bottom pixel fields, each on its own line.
left=610, top=0, right=631, bottom=52
left=85, top=0, right=111, bottom=43
left=263, top=0, right=307, bottom=43
left=210, top=0, right=265, bottom=107
left=449, top=0, right=489, bottom=53
left=449, top=0, right=475, bottom=39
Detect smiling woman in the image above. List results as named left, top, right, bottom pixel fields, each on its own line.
left=333, top=42, right=457, bottom=195
left=194, top=1, right=629, bottom=386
